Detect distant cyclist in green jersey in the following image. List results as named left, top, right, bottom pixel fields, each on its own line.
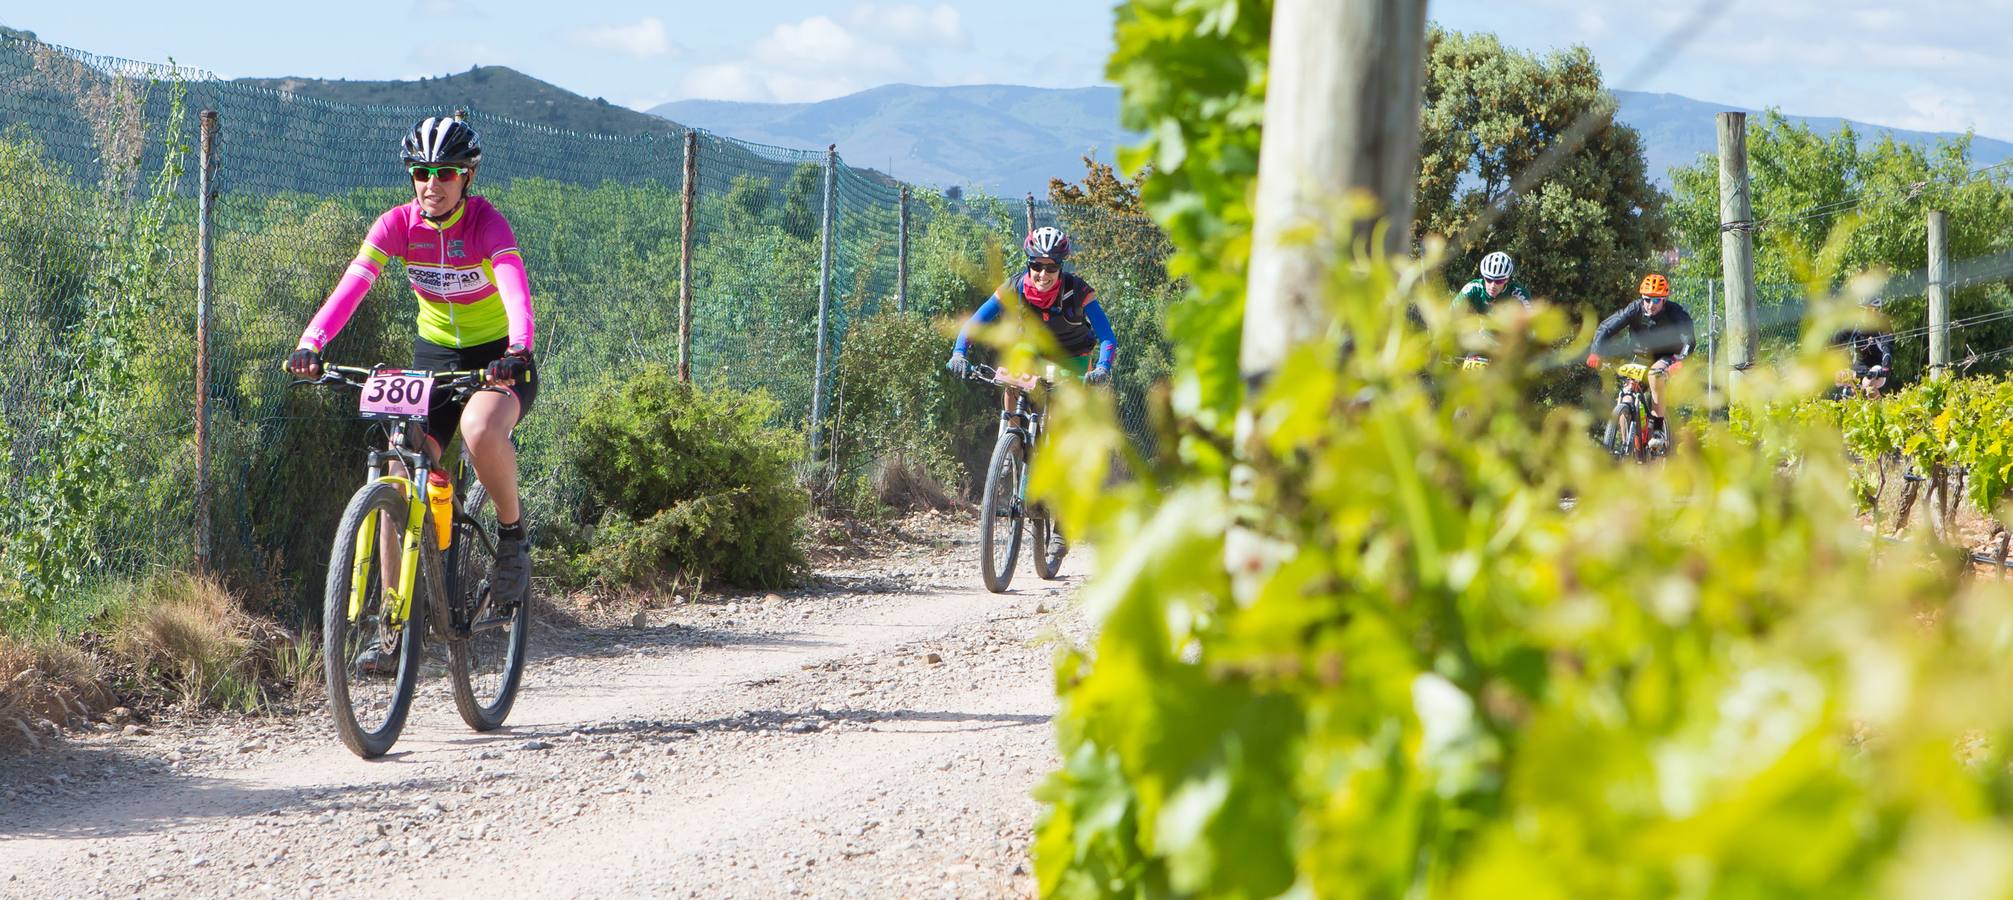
left=1454, top=250, right=1532, bottom=315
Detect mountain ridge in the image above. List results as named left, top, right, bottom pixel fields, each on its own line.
left=657, top=85, right=2013, bottom=197
left=233, top=65, right=680, bottom=138
left=216, top=65, right=2013, bottom=198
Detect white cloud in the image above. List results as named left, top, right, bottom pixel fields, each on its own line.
left=681, top=64, right=767, bottom=103
left=678, top=61, right=868, bottom=104
left=756, top=15, right=880, bottom=68
left=572, top=17, right=676, bottom=60
left=412, top=0, right=478, bottom=15
left=677, top=4, right=978, bottom=103
left=1445, top=0, right=2013, bottom=140
left=1891, top=86, right=2013, bottom=141
left=850, top=3, right=967, bottom=48
left=1699, top=35, right=1994, bottom=73
left=1573, top=9, right=1609, bottom=40
left=1848, top=9, right=1904, bottom=30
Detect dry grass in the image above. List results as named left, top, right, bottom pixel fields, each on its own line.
left=0, top=572, right=320, bottom=754
left=106, top=572, right=315, bottom=713
left=0, top=632, right=112, bottom=753
left=871, top=453, right=957, bottom=513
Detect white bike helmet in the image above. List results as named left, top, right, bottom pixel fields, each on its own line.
left=1024, top=226, right=1072, bottom=263
left=1479, top=251, right=1514, bottom=280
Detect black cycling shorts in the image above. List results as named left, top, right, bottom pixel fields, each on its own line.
left=411, top=337, right=538, bottom=453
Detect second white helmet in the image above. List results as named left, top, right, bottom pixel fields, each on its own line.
left=1479, top=251, right=1514, bottom=280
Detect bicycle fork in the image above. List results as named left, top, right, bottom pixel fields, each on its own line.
left=347, top=475, right=429, bottom=628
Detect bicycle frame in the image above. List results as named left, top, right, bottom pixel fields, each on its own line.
left=302, top=365, right=485, bottom=632
left=973, top=363, right=1050, bottom=457
left=1612, top=362, right=1654, bottom=458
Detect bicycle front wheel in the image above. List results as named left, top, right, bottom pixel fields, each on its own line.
left=979, top=432, right=1025, bottom=593
left=447, top=483, right=529, bottom=732
left=1030, top=515, right=1061, bottom=580
left=323, top=481, right=427, bottom=760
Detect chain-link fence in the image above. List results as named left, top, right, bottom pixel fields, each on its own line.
left=1665, top=275, right=2013, bottom=396
left=0, top=35, right=1173, bottom=629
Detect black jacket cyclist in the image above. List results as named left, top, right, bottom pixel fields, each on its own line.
left=1587, top=274, right=1695, bottom=439
left=1831, top=309, right=1893, bottom=395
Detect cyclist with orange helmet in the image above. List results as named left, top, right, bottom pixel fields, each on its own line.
left=1586, top=273, right=1695, bottom=443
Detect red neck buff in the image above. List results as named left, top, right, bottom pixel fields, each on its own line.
left=1022, top=271, right=1061, bottom=309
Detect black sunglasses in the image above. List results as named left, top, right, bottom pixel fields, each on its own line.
left=1028, top=261, right=1060, bottom=274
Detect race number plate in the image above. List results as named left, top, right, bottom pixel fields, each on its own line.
left=359, top=370, right=433, bottom=420
left=998, top=371, right=1043, bottom=392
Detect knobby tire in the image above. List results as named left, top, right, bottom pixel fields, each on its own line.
left=447, top=483, right=529, bottom=731
left=322, top=481, right=427, bottom=760
left=980, top=432, right=1025, bottom=593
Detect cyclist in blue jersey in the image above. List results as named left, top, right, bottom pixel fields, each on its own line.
left=947, top=226, right=1118, bottom=563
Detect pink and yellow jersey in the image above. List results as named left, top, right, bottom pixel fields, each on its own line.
left=299, top=196, right=535, bottom=352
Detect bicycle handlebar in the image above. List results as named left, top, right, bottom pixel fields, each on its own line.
left=287, top=364, right=496, bottom=399
left=961, top=361, right=1085, bottom=391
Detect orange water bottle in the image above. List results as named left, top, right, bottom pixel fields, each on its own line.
left=426, top=471, right=454, bottom=550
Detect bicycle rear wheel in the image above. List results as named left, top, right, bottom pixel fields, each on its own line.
left=323, top=481, right=427, bottom=760
left=447, top=483, right=529, bottom=731
left=979, top=432, right=1025, bottom=593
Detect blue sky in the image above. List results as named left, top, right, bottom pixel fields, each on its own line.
left=8, top=1, right=2011, bottom=138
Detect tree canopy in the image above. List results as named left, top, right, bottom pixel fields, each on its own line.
left=1416, top=29, right=1668, bottom=315
left=1667, top=112, right=2013, bottom=378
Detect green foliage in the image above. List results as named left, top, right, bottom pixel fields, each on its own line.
left=1752, top=374, right=2013, bottom=525
left=1039, top=238, right=2013, bottom=899
left=567, top=365, right=807, bottom=590
left=1049, top=155, right=1151, bottom=215
left=1037, top=6, right=2013, bottom=896
left=0, top=76, right=193, bottom=627
left=1050, top=157, right=1183, bottom=438
left=1668, top=112, right=2013, bottom=381
left=827, top=311, right=995, bottom=512
left=1418, top=29, right=1670, bottom=317
left=687, top=173, right=823, bottom=421
left=1108, top=0, right=1272, bottom=431
left=905, top=189, right=1013, bottom=319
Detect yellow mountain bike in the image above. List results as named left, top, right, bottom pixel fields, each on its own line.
left=293, top=364, right=529, bottom=759
left=1600, top=362, right=1667, bottom=462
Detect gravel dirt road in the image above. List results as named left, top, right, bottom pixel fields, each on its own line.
left=0, top=516, right=1081, bottom=898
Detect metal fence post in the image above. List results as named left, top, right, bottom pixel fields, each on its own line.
left=897, top=186, right=909, bottom=315
left=678, top=129, right=697, bottom=381
left=809, top=144, right=837, bottom=457
left=1707, top=278, right=1716, bottom=401
left=195, top=109, right=218, bottom=576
